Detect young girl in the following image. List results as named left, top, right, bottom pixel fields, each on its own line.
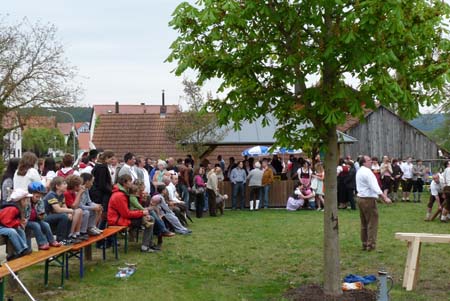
left=0, top=189, right=33, bottom=260
left=64, top=175, right=89, bottom=241
left=43, top=177, right=82, bottom=245
left=129, top=183, right=154, bottom=229
left=79, top=173, right=103, bottom=235
left=312, top=163, right=325, bottom=211
left=26, top=182, right=61, bottom=250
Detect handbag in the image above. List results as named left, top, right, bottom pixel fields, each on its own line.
left=310, top=177, right=318, bottom=190
left=192, top=184, right=205, bottom=194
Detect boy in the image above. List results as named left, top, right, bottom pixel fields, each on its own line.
left=26, top=182, right=61, bottom=250
left=79, top=173, right=103, bottom=235
left=64, top=175, right=91, bottom=240
left=0, top=189, right=33, bottom=260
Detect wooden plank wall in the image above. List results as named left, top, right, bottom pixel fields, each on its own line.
left=340, top=107, right=439, bottom=160
left=218, top=180, right=296, bottom=208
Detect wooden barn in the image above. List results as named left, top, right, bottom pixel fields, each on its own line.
left=338, top=105, right=446, bottom=160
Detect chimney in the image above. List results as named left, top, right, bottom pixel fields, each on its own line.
left=115, top=101, right=119, bottom=114
left=160, top=90, right=167, bottom=118
left=141, top=102, right=146, bottom=114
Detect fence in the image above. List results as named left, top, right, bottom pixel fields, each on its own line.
left=218, top=179, right=296, bottom=208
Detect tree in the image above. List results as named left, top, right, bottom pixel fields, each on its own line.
left=167, top=0, right=450, bottom=296
left=165, top=78, right=226, bottom=163
left=429, top=114, right=450, bottom=152
left=22, top=127, right=65, bottom=157
left=0, top=18, right=80, bottom=157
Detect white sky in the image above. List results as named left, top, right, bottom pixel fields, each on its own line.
left=3, top=0, right=206, bottom=108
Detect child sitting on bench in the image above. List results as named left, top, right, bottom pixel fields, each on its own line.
left=0, top=189, right=33, bottom=260
left=79, top=173, right=103, bottom=235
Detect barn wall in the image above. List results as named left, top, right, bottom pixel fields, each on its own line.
left=341, top=107, right=439, bottom=160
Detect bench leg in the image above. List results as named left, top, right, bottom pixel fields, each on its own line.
left=0, top=278, right=4, bottom=301
left=405, top=238, right=421, bottom=291
left=402, top=241, right=412, bottom=288
left=45, top=259, right=49, bottom=287
left=80, top=249, right=84, bottom=278
left=85, top=245, right=92, bottom=261
left=124, top=230, right=128, bottom=254
left=60, top=253, right=65, bottom=288
left=114, top=234, right=119, bottom=260
left=102, top=239, right=106, bottom=260
left=65, top=253, right=70, bottom=280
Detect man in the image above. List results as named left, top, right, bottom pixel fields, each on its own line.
left=230, top=161, right=247, bottom=210
left=178, top=158, right=192, bottom=208
left=356, top=155, right=391, bottom=251
left=412, top=159, right=425, bottom=203
left=261, top=158, right=274, bottom=209
left=424, top=174, right=444, bottom=221
left=400, top=157, right=413, bottom=202
left=166, top=157, right=178, bottom=173
left=442, top=161, right=450, bottom=222
left=135, top=156, right=151, bottom=194
left=117, top=152, right=138, bottom=182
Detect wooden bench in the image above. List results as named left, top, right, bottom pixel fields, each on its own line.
left=65, top=226, right=127, bottom=279
left=395, top=232, right=450, bottom=291
left=0, top=246, right=71, bottom=300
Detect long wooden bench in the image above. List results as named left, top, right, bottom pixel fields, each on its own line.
left=395, top=232, right=450, bottom=291
left=0, top=245, right=71, bottom=300
left=65, top=226, right=127, bottom=279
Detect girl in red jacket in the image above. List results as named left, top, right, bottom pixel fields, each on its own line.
left=107, top=174, right=157, bottom=253
left=0, top=189, right=33, bottom=260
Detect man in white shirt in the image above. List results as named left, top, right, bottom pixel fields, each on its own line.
left=117, top=152, right=138, bottom=182
left=442, top=161, right=450, bottom=222
left=400, top=157, right=413, bottom=202
left=424, top=174, right=444, bottom=221
left=356, top=155, right=391, bottom=251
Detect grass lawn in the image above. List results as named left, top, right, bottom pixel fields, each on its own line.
left=7, top=196, right=450, bottom=301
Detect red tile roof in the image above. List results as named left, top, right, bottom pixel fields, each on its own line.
left=93, top=104, right=179, bottom=115
left=77, top=132, right=90, bottom=150
left=92, top=113, right=186, bottom=159
left=57, top=122, right=85, bottom=135
left=21, top=116, right=57, bottom=129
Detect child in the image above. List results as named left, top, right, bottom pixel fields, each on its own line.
left=312, top=163, right=325, bottom=211
left=129, top=184, right=154, bottom=229
left=64, top=175, right=90, bottom=241
left=57, top=153, right=80, bottom=179
left=0, top=189, right=33, bottom=260
left=26, top=182, right=61, bottom=250
left=79, top=173, right=103, bottom=235
left=43, top=177, right=82, bottom=245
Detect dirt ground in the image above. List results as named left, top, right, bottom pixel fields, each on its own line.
left=284, top=284, right=377, bottom=301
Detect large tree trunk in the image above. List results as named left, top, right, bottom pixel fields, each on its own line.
left=323, top=125, right=342, bottom=296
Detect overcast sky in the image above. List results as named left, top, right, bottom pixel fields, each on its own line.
left=4, top=0, right=203, bottom=108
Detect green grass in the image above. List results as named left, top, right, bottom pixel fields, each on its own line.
left=6, top=196, right=450, bottom=301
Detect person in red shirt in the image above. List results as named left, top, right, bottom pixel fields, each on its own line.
left=108, top=174, right=157, bottom=253
left=0, top=189, right=33, bottom=260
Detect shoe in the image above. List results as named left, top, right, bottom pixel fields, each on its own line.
left=151, top=244, right=162, bottom=251
left=162, top=231, right=175, bottom=237
left=366, top=246, right=376, bottom=252
left=60, top=239, right=73, bottom=246
left=70, top=236, right=83, bottom=244
left=20, top=248, right=32, bottom=256
left=79, top=233, right=90, bottom=241
left=50, top=241, right=62, bottom=247
left=94, top=227, right=104, bottom=233
left=6, top=254, right=19, bottom=261
left=38, top=244, right=50, bottom=250
left=140, top=246, right=157, bottom=253
left=88, top=228, right=101, bottom=236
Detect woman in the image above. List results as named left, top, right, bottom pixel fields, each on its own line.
left=247, top=161, right=263, bottom=210
left=297, top=160, right=312, bottom=187
left=1, top=158, right=20, bottom=204
left=90, top=151, right=115, bottom=234
left=152, top=160, right=168, bottom=187
left=261, top=159, right=274, bottom=209
left=206, top=167, right=221, bottom=217
left=337, top=158, right=349, bottom=209
left=380, top=156, right=394, bottom=200
left=13, top=152, right=41, bottom=191
left=371, top=157, right=382, bottom=188
left=193, top=167, right=207, bottom=218
left=312, top=162, right=325, bottom=211
left=391, top=159, right=403, bottom=202
left=42, top=157, right=58, bottom=188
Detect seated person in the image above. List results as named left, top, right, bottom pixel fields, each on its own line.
left=129, top=183, right=154, bottom=229
left=0, top=189, right=33, bottom=260
left=43, top=177, right=82, bottom=244
left=26, top=182, right=61, bottom=250
left=107, top=174, right=158, bottom=253
left=57, top=153, right=80, bottom=178
left=79, top=173, right=103, bottom=235
left=64, top=175, right=90, bottom=241
left=286, top=182, right=315, bottom=211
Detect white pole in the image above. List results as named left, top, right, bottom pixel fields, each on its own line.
left=2, top=262, right=36, bottom=301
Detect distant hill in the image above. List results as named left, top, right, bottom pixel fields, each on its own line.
left=19, top=107, right=92, bottom=123
left=409, top=113, right=445, bottom=132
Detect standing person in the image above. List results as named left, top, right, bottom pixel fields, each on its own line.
left=261, top=158, right=274, bottom=209
left=79, top=149, right=98, bottom=174
left=344, top=161, right=357, bottom=210
left=135, top=156, right=151, bottom=194
left=312, top=162, right=325, bottom=211
left=246, top=161, right=263, bottom=211
left=441, top=161, right=450, bottom=222
left=217, top=155, right=225, bottom=173
left=117, top=152, right=138, bottom=181
left=230, top=161, right=247, bottom=210
left=400, top=157, right=414, bottom=202
left=178, top=158, right=193, bottom=209
left=391, top=159, right=403, bottom=202
left=424, top=174, right=444, bottom=221
left=206, top=167, right=220, bottom=216
left=193, top=167, right=207, bottom=218
left=42, top=157, right=58, bottom=188
left=356, top=156, right=392, bottom=251
left=90, top=151, right=115, bottom=241
left=412, top=159, right=425, bottom=203
left=380, top=156, right=394, bottom=200
left=337, top=158, right=350, bottom=209
left=1, top=158, right=20, bottom=204
left=13, top=152, right=41, bottom=191
left=57, top=153, right=80, bottom=178
left=371, top=157, right=382, bottom=189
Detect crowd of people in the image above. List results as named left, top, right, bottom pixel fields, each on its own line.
left=0, top=149, right=449, bottom=260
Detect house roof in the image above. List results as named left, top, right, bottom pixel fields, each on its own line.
left=21, top=116, right=57, bottom=129
left=77, top=132, right=90, bottom=150
left=2, top=111, right=19, bottom=129
left=92, top=113, right=186, bottom=159
left=57, top=122, right=85, bottom=135
left=92, top=104, right=179, bottom=115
